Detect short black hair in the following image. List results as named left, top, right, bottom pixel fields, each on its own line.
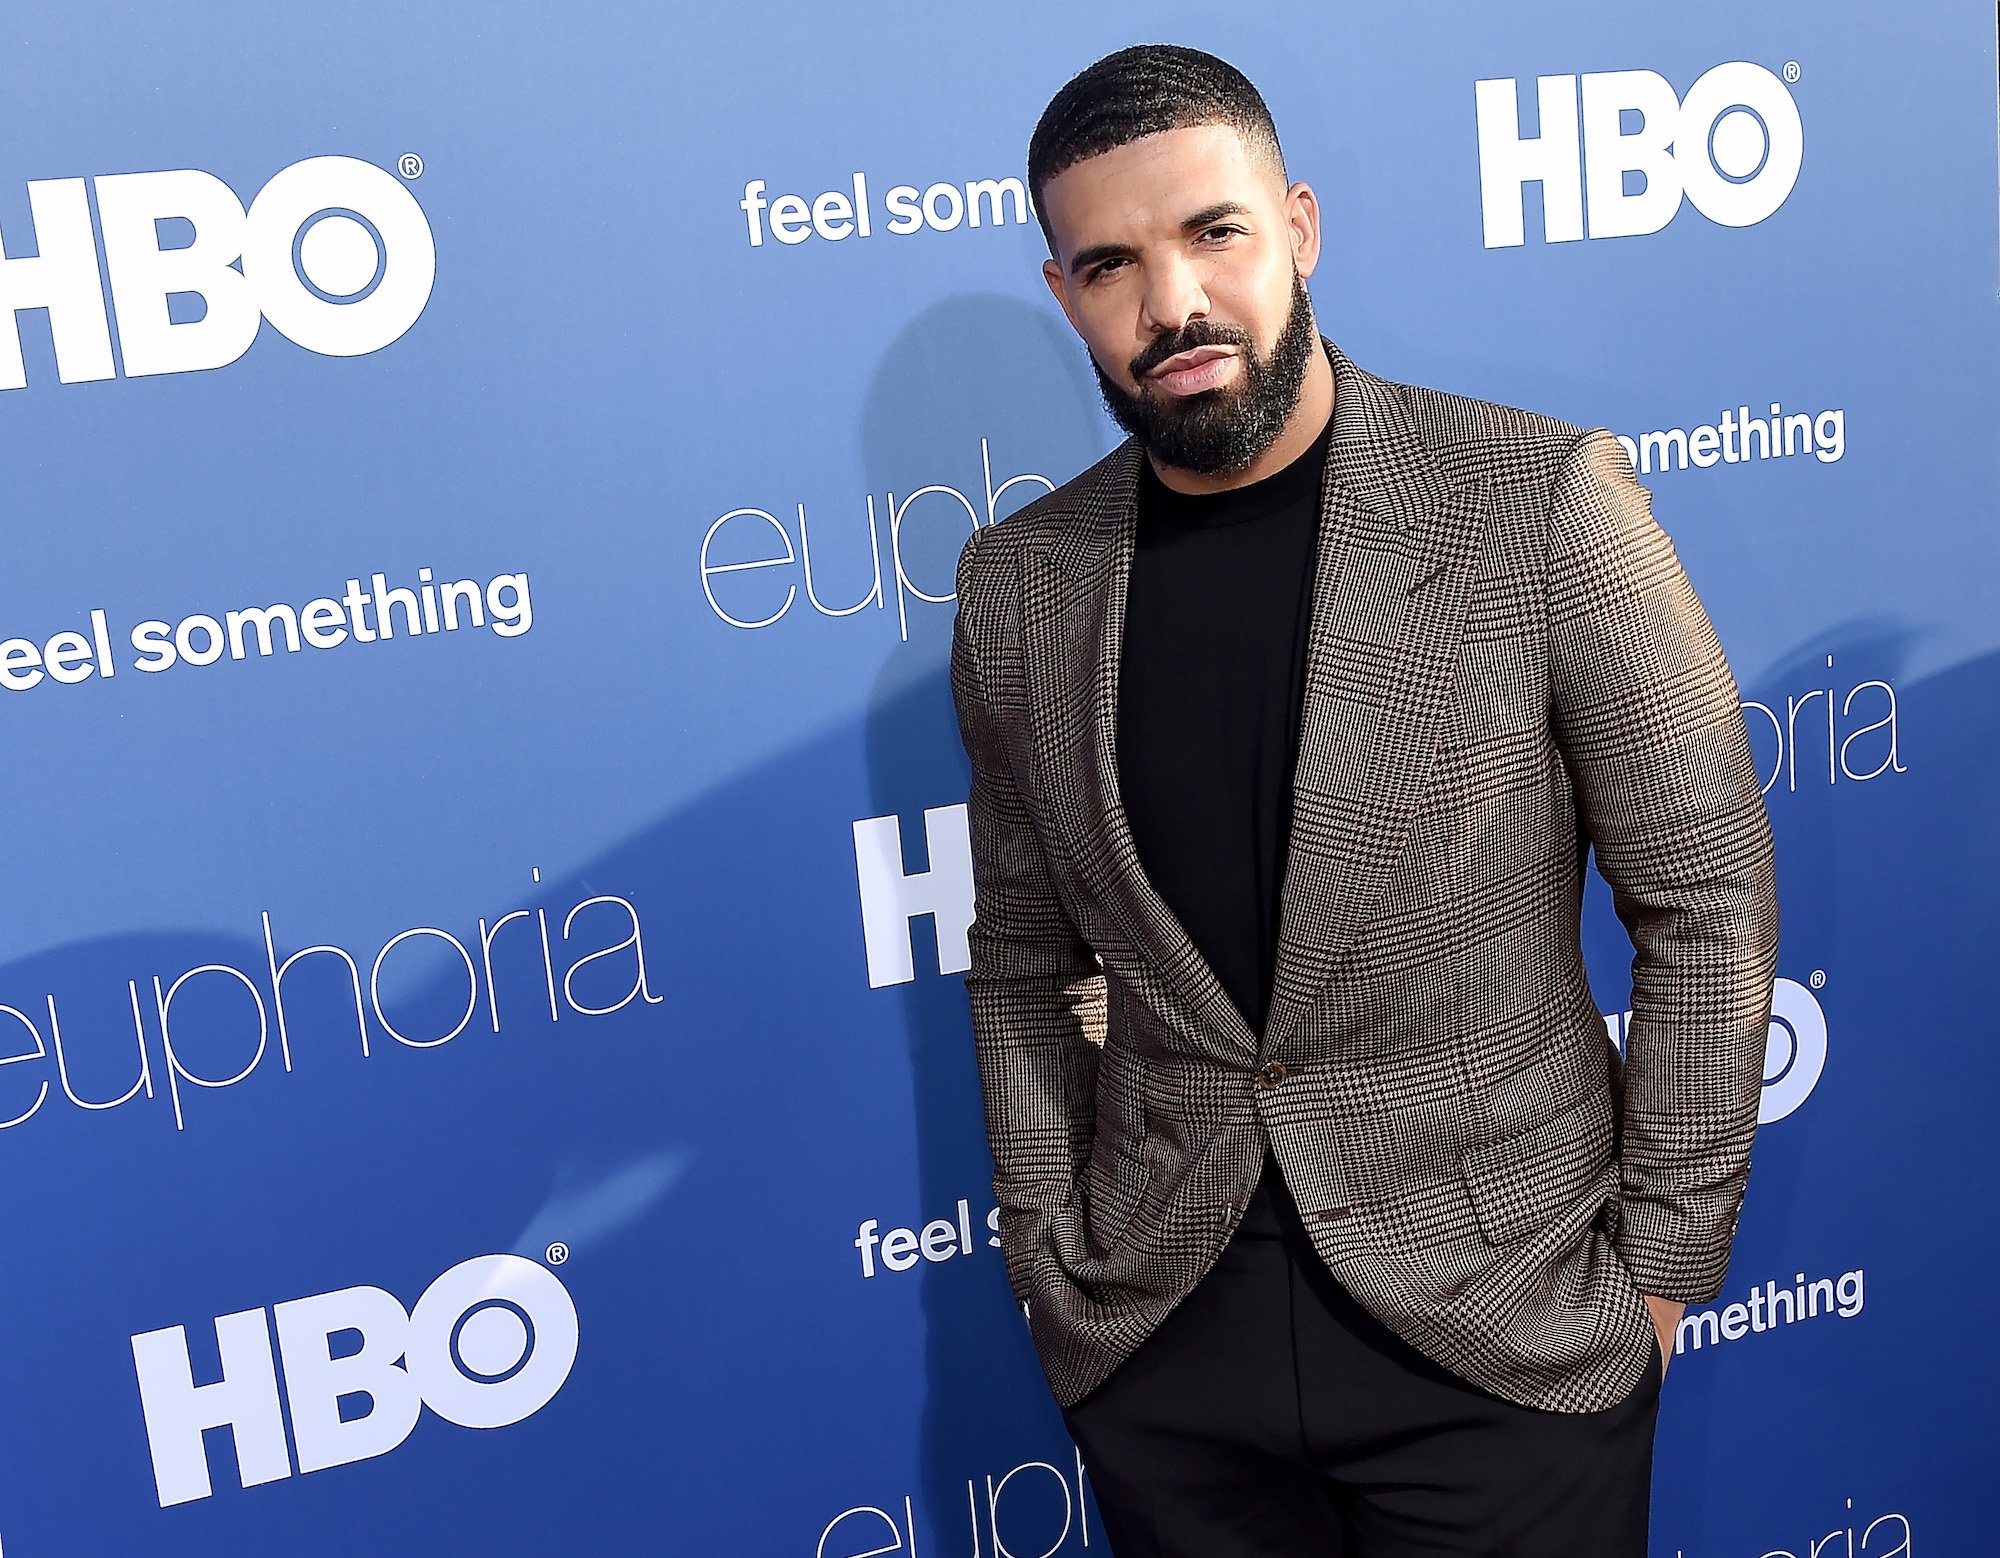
left=1027, top=43, right=1288, bottom=256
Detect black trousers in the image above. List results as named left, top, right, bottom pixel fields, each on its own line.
left=1059, top=1153, right=1663, bottom=1557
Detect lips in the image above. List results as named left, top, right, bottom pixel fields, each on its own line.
left=1147, top=345, right=1238, bottom=397
left=1148, top=345, right=1234, bottom=379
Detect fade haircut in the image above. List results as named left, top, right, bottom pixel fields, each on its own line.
left=1027, top=43, right=1289, bottom=256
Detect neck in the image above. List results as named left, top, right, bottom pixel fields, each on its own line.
left=1145, top=343, right=1336, bottom=496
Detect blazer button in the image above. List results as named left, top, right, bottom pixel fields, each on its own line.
left=1254, top=1060, right=1289, bottom=1089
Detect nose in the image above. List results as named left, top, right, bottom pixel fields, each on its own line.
left=1138, top=249, right=1210, bottom=340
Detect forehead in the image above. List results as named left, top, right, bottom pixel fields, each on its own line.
left=1040, top=122, right=1278, bottom=253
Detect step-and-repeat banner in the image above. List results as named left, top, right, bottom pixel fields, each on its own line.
left=3, top=4, right=1994, bottom=1553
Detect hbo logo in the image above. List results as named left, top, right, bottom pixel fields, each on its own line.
left=1476, top=62, right=1803, bottom=247
left=130, top=1254, right=578, bottom=1508
left=0, top=154, right=435, bottom=389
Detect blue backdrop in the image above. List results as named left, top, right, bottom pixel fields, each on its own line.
left=1, top=3, right=1994, bottom=1552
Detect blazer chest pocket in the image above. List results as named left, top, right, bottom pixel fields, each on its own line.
left=1458, top=1085, right=1614, bottom=1246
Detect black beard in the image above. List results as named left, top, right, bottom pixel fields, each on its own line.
left=1089, top=268, right=1317, bottom=477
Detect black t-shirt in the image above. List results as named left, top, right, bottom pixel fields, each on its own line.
left=1116, top=402, right=1336, bottom=1235
left=1118, top=404, right=1334, bottom=1037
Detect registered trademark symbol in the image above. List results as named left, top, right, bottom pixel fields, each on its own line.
left=1783, top=61, right=1800, bottom=83
left=1809, top=969, right=1826, bottom=989
left=545, top=1241, right=569, bottom=1265
left=398, top=152, right=424, bottom=179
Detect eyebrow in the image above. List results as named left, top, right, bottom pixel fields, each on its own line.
left=1066, top=200, right=1257, bottom=277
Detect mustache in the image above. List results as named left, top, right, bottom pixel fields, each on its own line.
left=1130, top=322, right=1254, bottom=381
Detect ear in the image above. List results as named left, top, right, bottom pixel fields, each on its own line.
left=1285, top=181, right=1323, bottom=280
left=1041, top=257, right=1080, bottom=334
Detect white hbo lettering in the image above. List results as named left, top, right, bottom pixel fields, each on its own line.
left=1475, top=62, right=1803, bottom=247
left=0, top=155, right=435, bottom=388
left=1759, top=977, right=1829, bottom=1124
left=853, top=805, right=973, bottom=988
left=129, top=1254, right=578, bottom=1508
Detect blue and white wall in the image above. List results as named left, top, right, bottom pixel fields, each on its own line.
left=1, top=4, right=1994, bottom=1552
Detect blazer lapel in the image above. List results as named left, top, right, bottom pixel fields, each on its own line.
left=1022, top=444, right=1262, bottom=1062
left=1019, top=336, right=1489, bottom=1065
left=1259, top=341, right=1490, bottom=1057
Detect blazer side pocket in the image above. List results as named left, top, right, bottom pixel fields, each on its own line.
left=1459, top=1084, right=1615, bottom=1246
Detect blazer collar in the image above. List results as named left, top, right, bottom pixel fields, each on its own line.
left=1038, top=335, right=1458, bottom=581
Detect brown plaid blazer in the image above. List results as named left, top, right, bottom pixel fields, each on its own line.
left=949, top=334, right=1780, bottom=1413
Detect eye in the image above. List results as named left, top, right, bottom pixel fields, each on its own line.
left=1086, top=256, right=1128, bottom=282
left=1199, top=224, right=1244, bottom=243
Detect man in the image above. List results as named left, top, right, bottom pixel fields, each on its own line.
left=948, top=42, right=1780, bottom=1558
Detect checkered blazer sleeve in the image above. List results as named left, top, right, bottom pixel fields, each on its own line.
left=1547, top=429, right=1782, bottom=1305
left=950, top=527, right=1104, bottom=1308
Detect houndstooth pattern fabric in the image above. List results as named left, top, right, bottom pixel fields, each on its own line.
left=948, top=335, right=1780, bottom=1413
